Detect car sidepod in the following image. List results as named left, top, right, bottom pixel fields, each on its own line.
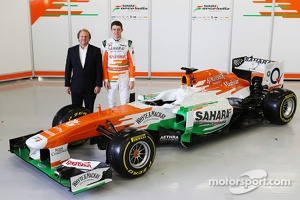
left=176, top=97, right=234, bottom=143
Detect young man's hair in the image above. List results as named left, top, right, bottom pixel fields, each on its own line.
left=111, top=21, right=123, bottom=29
left=77, top=28, right=91, bottom=39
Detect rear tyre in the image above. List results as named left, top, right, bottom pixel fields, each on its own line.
left=107, top=127, right=156, bottom=178
left=263, top=88, right=297, bottom=125
left=52, top=104, right=91, bottom=146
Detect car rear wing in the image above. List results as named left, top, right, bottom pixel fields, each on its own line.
left=232, top=56, right=284, bottom=89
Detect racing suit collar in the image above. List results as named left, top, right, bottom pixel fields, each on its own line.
left=113, top=37, right=122, bottom=41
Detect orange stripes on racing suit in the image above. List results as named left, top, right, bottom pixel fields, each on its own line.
left=102, top=38, right=135, bottom=82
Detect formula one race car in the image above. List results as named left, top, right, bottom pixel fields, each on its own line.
left=9, top=56, right=297, bottom=194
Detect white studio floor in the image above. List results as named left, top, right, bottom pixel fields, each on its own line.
left=0, top=77, right=300, bottom=200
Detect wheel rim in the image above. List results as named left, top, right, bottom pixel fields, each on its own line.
left=282, top=98, right=295, bottom=118
left=129, top=141, right=151, bottom=169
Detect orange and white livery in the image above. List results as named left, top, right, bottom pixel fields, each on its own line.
left=102, top=37, right=136, bottom=107
left=9, top=56, right=297, bottom=193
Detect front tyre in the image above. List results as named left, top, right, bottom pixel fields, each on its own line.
left=263, top=88, right=297, bottom=125
left=52, top=104, right=91, bottom=127
left=107, top=127, right=156, bottom=178
left=52, top=104, right=91, bottom=146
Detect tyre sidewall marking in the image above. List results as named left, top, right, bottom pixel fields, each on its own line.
left=280, top=93, right=295, bottom=123
left=67, top=111, right=88, bottom=121
left=122, top=135, right=155, bottom=176
left=123, top=142, right=131, bottom=171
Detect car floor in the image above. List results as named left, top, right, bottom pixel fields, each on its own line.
left=0, top=77, right=300, bottom=200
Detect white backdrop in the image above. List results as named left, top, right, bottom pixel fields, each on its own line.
left=110, top=0, right=150, bottom=75
left=191, top=0, right=232, bottom=72
left=1, top=0, right=300, bottom=81
left=0, top=0, right=32, bottom=79
left=32, top=16, right=69, bottom=73
left=151, top=0, right=190, bottom=74
left=32, top=0, right=108, bottom=74
left=70, top=0, right=109, bottom=48
left=272, top=11, right=300, bottom=74
left=231, top=1, right=272, bottom=64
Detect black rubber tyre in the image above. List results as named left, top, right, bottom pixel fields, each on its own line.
left=52, top=104, right=91, bottom=146
left=263, top=88, right=297, bottom=125
left=107, top=127, right=156, bottom=178
left=52, top=104, right=91, bottom=126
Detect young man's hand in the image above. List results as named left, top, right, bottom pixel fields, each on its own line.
left=129, top=81, right=134, bottom=90
left=104, top=81, right=111, bottom=89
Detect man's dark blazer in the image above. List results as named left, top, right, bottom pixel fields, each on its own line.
left=65, top=44, right=103, bottom=94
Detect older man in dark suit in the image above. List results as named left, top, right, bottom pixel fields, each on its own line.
left=65, top=28, right=103, bottom=112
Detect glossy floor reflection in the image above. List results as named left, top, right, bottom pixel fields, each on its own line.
left=1, top=78, right=300, bottom=200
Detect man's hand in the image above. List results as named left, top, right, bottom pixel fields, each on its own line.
left=66, top=87, right=71, bottom=94
left=104, top=81, right=111, bottom=89
left=128, top=81, right=134, bottom=90
left=94, top=86, right=101, bottom=94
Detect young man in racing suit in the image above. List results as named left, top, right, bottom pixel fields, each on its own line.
left=102, top=21, right=136, bottom=108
